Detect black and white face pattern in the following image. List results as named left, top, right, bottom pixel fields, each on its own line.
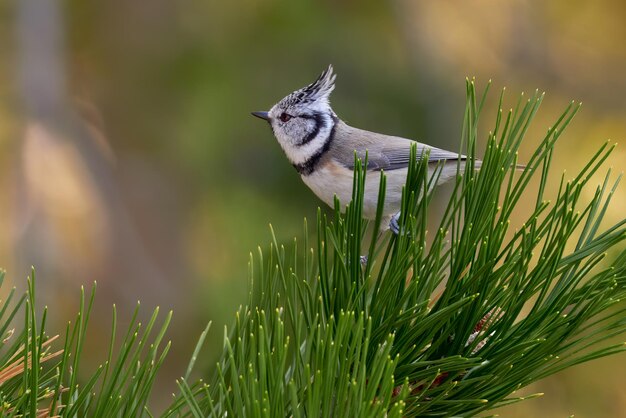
left=265, top=66, right=337, bottom=168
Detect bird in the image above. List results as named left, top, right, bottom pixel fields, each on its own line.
left=252, top=65, right=480, bottom=233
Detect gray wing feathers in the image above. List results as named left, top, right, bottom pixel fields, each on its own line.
left=332, top=122, right=464, bottom=171
left=380, top=144, right=464, bottom=170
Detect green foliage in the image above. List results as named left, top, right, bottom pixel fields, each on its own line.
left=167, top=81, right=626, bottom=417
left=0, top=82, right=624, bottom=417
left=0, top=272, right=171, bottom=417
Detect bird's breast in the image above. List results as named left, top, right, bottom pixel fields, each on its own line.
left=301, top=159, right=407, bottom=219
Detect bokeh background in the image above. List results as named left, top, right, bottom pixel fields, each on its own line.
left=1, top=0, right=625, bottom=415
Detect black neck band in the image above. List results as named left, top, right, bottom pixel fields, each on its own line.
left=293, top=115, right=337, bottom=176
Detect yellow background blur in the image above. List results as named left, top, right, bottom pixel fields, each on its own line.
left=1, top=0, right=625, bottom=416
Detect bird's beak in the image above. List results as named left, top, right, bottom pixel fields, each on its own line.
left=251, top=111, right=270, bottom=121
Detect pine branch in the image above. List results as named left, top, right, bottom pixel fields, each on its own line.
left=169, top=81, right=626, bottom=417
left=0, top=272, right=172, bottom=417
left=0, top=80, right=623, bottom=417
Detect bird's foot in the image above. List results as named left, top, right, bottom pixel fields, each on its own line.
left=389, top=212, right=402, bottom=235
left=360, top=255, right=368, bottom=266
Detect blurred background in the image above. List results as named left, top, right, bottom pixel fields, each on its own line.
left=1, top=0, right=625, bottom=415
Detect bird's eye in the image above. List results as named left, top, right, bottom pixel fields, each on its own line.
left=279, top=113, right=292, bottom=123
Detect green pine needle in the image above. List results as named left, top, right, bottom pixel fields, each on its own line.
left=0, top=81, right=623, bottom=417
left=170, top=81, right=626, bottom=417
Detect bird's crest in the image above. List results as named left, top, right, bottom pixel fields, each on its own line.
left=284, top=65, right=336, bottom=106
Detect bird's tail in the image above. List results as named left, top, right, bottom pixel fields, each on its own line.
left=465, top=160, right=526, bottom=170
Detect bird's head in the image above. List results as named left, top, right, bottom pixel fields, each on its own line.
left=252, top=65, right=337, bottom=166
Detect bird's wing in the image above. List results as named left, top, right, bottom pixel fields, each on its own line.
left=332, top=123, right=464, bottom=171
left=377, top=142, right=465, bottom=171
